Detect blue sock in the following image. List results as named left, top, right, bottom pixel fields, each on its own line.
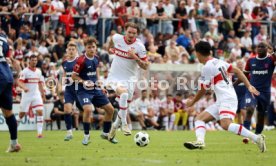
left=83, top=122, right=90, bottom=135
left=5, top=114, right=17, bottom=140
left=64, top=114, right=72, bottom=130
left=255, top=124, right=264, bottom=134
left=243, top=120, right=251, bottom=130
left=103, top=121, right=111, bottom=133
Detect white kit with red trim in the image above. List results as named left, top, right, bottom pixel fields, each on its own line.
left=199, top=58, right=238, bottom=120
left=19, top=67, right=44, bottom=113
left=108, top=33, right=147, bottom=82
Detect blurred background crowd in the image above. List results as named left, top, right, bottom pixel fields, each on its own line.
left=1, top=0, right=276, bottom=131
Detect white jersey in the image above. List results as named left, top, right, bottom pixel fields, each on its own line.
left=199, top=58, right=237, bottom=102
left=108, top=34, right=147, bottom=82
left=19, top=67, right=44, bottom=98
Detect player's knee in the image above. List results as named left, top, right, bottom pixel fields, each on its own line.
left=246, top=107, right=254, bottom=117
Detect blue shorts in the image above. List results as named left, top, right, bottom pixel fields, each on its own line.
left=237, top=96, right=246, bottom=113
left=77, top=89, right=110, bottom=108
left=245, top=91, right=270, bottom=113
left=0, top=82, right=13, bottom=110
left=64, top=87, right=83, bottom=111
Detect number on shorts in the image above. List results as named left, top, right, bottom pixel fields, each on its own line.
left=83, top=98, right=89, bottom=103
left=218, top=67, right=229, bottom=84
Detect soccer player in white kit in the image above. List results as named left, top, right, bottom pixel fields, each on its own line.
left=17, top=55, right=46, bottom=138
left=184, top=41, right=266, bottom=152
left=107, top=22, right=149, bottom=140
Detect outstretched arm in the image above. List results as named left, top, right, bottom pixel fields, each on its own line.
left=231, top=66, right=259, bottom=96
left=186, top=88, right=206, bottom=107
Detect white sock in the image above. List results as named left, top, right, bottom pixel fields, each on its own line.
left=163, top=116, right=169, bottom=130
left=195, top=120, right=206, bottom=142
left=169, top=114, right=175, bottom=130
left=113, top=115, right=122, bottom=129
left=228, top=123, right=258, bottom=142
left=188, top=116, right=194, bottom=130
left=119, top=93, right=128, bottom=125
left=128, top=123, right=132, bottom=130
left=10, top=139, right=18, bottom=145
left=37, top=116, right=43, bottom=135
left=84, top=134, right=90, bottom=138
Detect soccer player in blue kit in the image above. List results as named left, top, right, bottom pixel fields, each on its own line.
left=72, top=37, right=116, bottom=145
left=61, top=41, right=83, bottom=141
left=0, top=31, right=21, bottom=152
left=243, top=42, right=275, bottom=136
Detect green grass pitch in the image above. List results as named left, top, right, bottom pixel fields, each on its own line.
left=0, top=130, right=275, bottom=166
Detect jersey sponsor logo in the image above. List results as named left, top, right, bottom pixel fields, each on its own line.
left=252, top=70, right=268, bottom=75
left=114, top=48, right=131, bottom=59
left=87, top=71, right=96, bottom=76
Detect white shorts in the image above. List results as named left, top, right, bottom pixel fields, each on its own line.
left=205, top=100, right=237, bottom=121
left=106, top=78, right=136, bottom=102
left=20, top=96, right=44, bottom=113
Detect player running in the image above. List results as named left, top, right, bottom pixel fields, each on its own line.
left=243, top=42, right=275, bottom=141
left=107, top=22, right=149, bottom=141
left=184, top=41, right=266, bottom=153
left=72, top=37, right=116, bottom=145
left=0, top=31, right=21, bottom=152
left=17, top=55, right=46, bottom=138
left=61, top=41, right=83, bottom=141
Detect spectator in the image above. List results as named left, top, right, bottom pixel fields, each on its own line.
left=142, top=0, right=158, bottom=37
left=51, top=92, right=66, bottom=130
left=162, top=0, right=175, bottom=39
left=51, top=0, right=65, bottom=31
left=127, top=0, right=140, bottom=23
left=159, top=94, right=175, bottom=131
left=115, top=0, right=128, bottom=27
left=253, top=27, right=267, bottom=45
left=86, top=0, right=100, bottom=37
left=175, top=0, right=188, bottom=31
left=52, top=36, right=65, bottom=62
left=240, top=30, right=253, bottom=53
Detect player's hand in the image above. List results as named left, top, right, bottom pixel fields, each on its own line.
left=248, top=85, right=260, bottom=97
left=128, top=48, right=137, bottom=59
left=102, top=88, right=108, bottom=95
left=108, top=48, right=115, bottom=54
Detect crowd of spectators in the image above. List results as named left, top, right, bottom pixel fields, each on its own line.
left=1, top=0, right=276, bottom=130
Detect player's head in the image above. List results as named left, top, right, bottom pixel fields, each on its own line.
left=257, top=42, right=267, bottom=57
left=194, top=41, right=212, bottom=63
left=166, top=93, right=173, bottom=101
left=236, top=59, right=244, bottom=70
left=141, top=90, right=147, bottom=98
left=175, top=93, right=182, bottom=101
left=84, top=37, right=98, bottom=56
left=67, top=41, right=77, bottom=58
left=29, top=55, right=38, bottom=68
left=124, top=22, right=139, bottom=43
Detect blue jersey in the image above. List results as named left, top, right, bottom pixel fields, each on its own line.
left=0, top=33, right=13, bottom=83
left=232, top=75, right=246, bottom=99
left=62, top=57, right=77, bottom=91
left=244, top=55, right=276, bottom=93
left=73, top=54, right=99, bottom=91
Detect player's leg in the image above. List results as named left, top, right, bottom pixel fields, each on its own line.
left=255, top=94, right=270, bottom=134
left=93, top=91, right=118, bottom=143
left=63, top=90, right=75, bottom=141
left=32, top=97, right=44, bottom=138
left=116, top=86, right=131, bottom=135
left=244, top=93, right=257, bottom=130
left=78, top=93, right=93, bottom=145
left=18, top=97, right=31, bottom=123
left=219, top=102, right=266, bottom=152
left=168, top=113, right=176, bottom=130
left=0, top=82, right=21, bottom=152
left=184, top=104, right=217, bottom=150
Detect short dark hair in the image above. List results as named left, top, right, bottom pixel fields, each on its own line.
left=29, top=54, right=38, bottom=59
left=195, top=41, right=212, bottom=56
left=142, top=90, right=147, bottom=93
left=84, top=37, right=98, bottom=46
left=125, top=22, right=140, bottom=34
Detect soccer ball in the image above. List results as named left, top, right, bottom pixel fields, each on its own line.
left=134, top=131, right=150, bottom=147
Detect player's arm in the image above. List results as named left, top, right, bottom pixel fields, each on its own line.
left=186, top=88, right=206, bottom=107
left=128, top=48, right=150, bottom=70
left=230, top=66, right=259, bottom=96
left=107, top=37, right=115, bottom=54
left=53, top=107, right=65, bottom=115
left=39, top=82, right=46, bottom=102
left=17, top=71, right=29, bottom=92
